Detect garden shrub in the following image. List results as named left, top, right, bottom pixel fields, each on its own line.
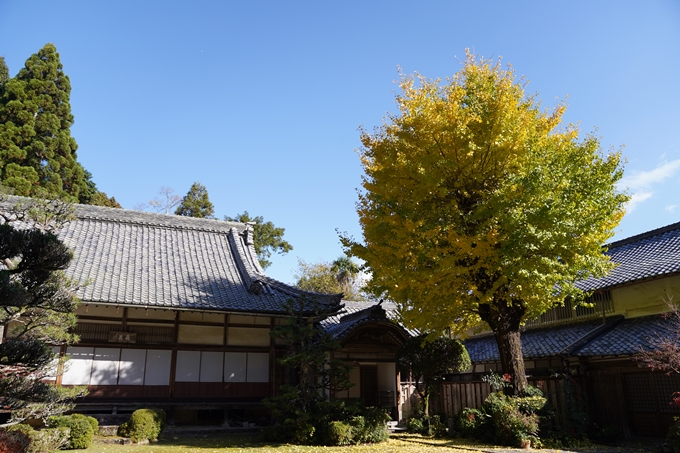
left=47, top=414, right=94, bottom=450
left=353, top=407, right=389, bottom=443
left=457, top=389, right=545, bottom=447
left=71, top=413, right=98, bottom=434
left=2, top=424, right=71, bottom=453
left=406, top=417, right=424, bottom=434
left=327, top=421, right=353, bottom=446
left=117, top=408, right=166, bottom=442
left=458, top=408, right=486, bottom=438
left=428, top=415, right=447, bottom=437
left=668, top=417, right=680, bottom=450
left=29, top=427, right=71, bottom=453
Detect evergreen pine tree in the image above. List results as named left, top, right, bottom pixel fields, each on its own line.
left=175, top=182, right=214, bottom=218
left=0, top=196, right=85, bottom=425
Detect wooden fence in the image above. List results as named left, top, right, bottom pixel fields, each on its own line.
left=424, top=376, right=587, bottom=431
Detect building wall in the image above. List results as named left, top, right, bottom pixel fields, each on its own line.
left=58, top=305, right=280, bottom=401
left=611, top=274, right=680, bottom=318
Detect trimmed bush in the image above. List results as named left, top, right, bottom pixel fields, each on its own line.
left=71, top=413, right=98, bottom=433
left=117, top=408, right=166, bottom=442
left=46, top=415, right=94, bottom=450
left=327, top=421, right=353, bottom=446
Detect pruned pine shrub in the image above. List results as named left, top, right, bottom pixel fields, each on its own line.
left=117, top=409, right=166, bottom=442
left=46, top=415, right=95, bottom=450
left=0, top=424, right=70, bottom=453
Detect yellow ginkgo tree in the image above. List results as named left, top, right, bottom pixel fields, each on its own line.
left=342, top=52, right=629, bottom=394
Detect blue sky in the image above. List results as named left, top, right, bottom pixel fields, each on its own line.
left=1, top=1, right=679, bottom=284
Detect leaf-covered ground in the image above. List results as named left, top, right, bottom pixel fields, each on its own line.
left=77, top=432, right=661, bottom=453
left=78, top=433, right=481, bottom=453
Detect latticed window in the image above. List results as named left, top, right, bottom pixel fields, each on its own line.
left=75, top=323, right=174, bottom=344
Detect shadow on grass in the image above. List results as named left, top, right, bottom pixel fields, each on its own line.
left=154, top=432, right=274, bottom=449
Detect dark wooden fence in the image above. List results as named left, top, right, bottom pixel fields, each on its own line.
left=430, top=376, right=588, bottom=432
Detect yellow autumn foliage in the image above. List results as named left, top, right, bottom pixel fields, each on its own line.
left=344, top=51, right=628, bottom=337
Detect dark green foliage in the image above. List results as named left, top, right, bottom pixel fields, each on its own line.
left=457, top=388, right=545, bottom=447
left=0, top=57, right=8, bottom=94
left=117, top=408, right=166, bottom=442
left=71, top=413, right=98, bottom=434
left=351, top=407, right=390, bottom=444
left=458, top=407, right=486, bottom=438
left=406, top=417, right=424, bottom=434
left=327, top=421, right=353, bottom=446
left=668, top=417, right=680, bottom=450
left=398, top=334, right=470, bottom=419
left=46, top=414, right=94, bottom=449
left=0, top=45, right=114, bottom=205
left=0, top=44, right=82, bottom=200
left=0, top=197, right=84, bottom=425
left=225, top=211, right=292, bottom=269
left=264, top=299, right=388, bottom=445
left=175, top=182, right=214, bottom=218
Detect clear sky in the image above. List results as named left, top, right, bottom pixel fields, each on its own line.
left=1, top=1, right=679, bottom=284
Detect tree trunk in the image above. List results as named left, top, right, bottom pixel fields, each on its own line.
left=478, top=297, right=528, bottom=395
left=494, top=327, right=527, bottom=395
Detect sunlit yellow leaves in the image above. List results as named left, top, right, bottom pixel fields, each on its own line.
left=344, top=50, right=629, bottom=337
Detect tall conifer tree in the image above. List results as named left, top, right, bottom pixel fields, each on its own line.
left=0, top=44, right=85, bottom=199
left=0, top=57, right=9, bottom=93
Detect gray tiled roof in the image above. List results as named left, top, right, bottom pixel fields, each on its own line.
left=464, top=318, right=613, bottom=362
left=322, top=300, right=412, bottom=339
left=1, top=197, right=341, bottom=314
left=578, top=221, right=680, bottom=291
left=574, top=313, right=676, bottom=357
left=465, top=313, right=675, bottom=362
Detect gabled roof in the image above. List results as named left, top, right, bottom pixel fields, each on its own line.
left=1, top=196, right=341, bottom=314
left=577, top=220, right=680, bottom=291
left=322, top=300, right=412, bottom=340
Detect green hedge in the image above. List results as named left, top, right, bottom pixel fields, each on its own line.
left=46, top=414, right=96, bottom=450
left=117, top=408, right=166, bottom=442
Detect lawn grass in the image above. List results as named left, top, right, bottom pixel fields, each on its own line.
left=75, top=432, right=484, bottom=453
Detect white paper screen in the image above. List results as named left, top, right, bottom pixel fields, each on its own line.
left=144, top=349, right=171, bottom=385
left=62, top=347, right=94, bottom=385
left=175, top=350, right=201, bottom=382
left=224, top=352, right=247, bottom=382
left=247, top=352, right=269, bottom=382
left=118, top=349, right=146, bottom=385
left=90, top=348, right=121, bottom=385
left=200, top=351, right=224, bottom=382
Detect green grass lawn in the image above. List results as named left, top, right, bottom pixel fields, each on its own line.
left=75, top=433, right=484, bottom=453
